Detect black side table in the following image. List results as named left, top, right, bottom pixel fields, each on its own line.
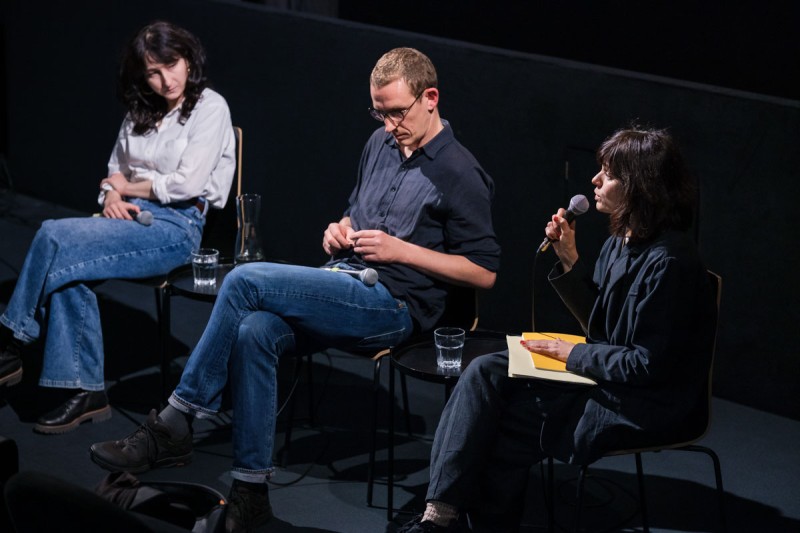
left=166, top=261, right=236, bottom=300
left=387, top=330, right=508, bottom=519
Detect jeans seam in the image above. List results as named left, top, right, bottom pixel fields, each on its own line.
left=254, top=287, right=405, bottom=313
left=72, top=285, right=90, bottom=387
left=46, top=240, right=191, bottom=283
left=203, top=307, right=248, bottom=399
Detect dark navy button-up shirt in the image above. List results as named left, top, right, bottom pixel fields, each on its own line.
left=331, top=121, right=501, bottom=332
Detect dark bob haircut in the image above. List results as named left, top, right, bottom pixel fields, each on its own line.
left=118, top=21, right=208, bottom=135
left=597, top=125, right=696, bottom=242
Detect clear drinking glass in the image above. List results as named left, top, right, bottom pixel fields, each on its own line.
left=434, top=327, right=465, bottom=370
left=191, top=248, right=219, bottom=287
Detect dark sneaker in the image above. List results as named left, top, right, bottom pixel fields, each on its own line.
left=397, top=514, right=460, bottom=533
left=0, top=338, right=23, bottom=387
left=89, top=409, right=192, bottom=473
left=34, top=390, right=111, bottom=434
left=225, top=479, right=273, bottom=532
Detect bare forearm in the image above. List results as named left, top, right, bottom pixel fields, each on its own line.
left=101, top=173, right=154, bottom=200
left=396, top=242, right=496, bottom=289
left=347, top=228, right=496, bottom=289
left=116, top=179, right=155, bottom=200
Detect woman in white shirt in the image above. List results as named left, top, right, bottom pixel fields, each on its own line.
left=0, top=21, right=235, bottom=434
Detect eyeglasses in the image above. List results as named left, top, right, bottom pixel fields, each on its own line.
left=368, top=90, right=425, bottom=126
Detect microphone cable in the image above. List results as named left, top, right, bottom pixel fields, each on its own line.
left=531, top=248, right=542, bottom=332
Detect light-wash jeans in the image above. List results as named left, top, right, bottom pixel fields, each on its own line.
left=167, top=261, right=413, bottom=483
left=0, top=198, right=203, bottom=390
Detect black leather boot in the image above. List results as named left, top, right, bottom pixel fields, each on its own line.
left=34, top=390, right=111, bottom=434
left=225, top=479, right=273, bottom=532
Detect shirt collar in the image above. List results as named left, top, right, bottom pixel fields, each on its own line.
left=383, top=119, right=454, bottom=161
left=164, top=99, right=185, bottom=119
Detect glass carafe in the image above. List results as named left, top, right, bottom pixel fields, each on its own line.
left=235, top=193, right=265, bottom=263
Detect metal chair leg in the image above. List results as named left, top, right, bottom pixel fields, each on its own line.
left=279, top=355, right=304, bottom=466
left=400, top=373, right=411, bottom=436
left=568, top=446, right=723, bottom=533
left=681, top=445, right=727, bottom=533
left=574, top=465, right=588, bottom=532
left=634, top=452, right=650, bottom=532
left=153, top=286, right=163, bottom=326
left=159, top=285, right=171, bottom=406
left=306, top=352, right=314, bottom=424
left=387, top=356, right=395, bottom=521
left=367, top=357, right=382, bottom=506
left=546, top=457, right=555, bottom=533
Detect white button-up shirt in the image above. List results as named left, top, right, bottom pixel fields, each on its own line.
left=107, top=88, right=235, bottom=208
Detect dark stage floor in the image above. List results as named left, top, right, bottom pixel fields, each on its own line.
left=1, top=190, right=798, bottom=532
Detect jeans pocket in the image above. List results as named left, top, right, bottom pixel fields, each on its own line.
left=167, top=206, right=204, bottom=247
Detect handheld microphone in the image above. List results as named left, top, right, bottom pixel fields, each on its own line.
left=323, top=267, right=379, bottom=286
left=536, top=194, right=590, bottom=254
left=135, top=210, right=153, bottom=226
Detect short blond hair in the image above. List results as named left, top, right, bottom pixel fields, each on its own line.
left=370, top=47, right=438, bottom=96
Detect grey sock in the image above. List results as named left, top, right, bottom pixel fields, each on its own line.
left=158, top=405, right=192, bottom=438
left=422, top=500, right=459, bottom=527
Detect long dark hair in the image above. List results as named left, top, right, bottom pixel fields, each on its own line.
left=119, top=21, right=208, bottom=135
left=597, top=125, right=696, bottom=242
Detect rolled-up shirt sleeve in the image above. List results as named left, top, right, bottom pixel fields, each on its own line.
left=107, top=121, right=131, bottom=178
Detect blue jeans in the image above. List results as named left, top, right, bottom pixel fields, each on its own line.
left=167, top=262, right=413, bottom=483
left=0, top=198, right=203, bottom=390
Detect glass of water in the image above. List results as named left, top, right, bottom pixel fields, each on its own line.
left=191, top=248, right=219, bottom=287
left=434, top=327, right=465, bottom=370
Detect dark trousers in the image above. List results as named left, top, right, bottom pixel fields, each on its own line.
left=426, top=352, right=579, bottom=530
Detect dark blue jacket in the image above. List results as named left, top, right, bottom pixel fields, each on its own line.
left=543, top=230, right=716, bottom=464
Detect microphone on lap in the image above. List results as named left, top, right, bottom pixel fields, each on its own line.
left=323, top=267, right=379, bottom=286
left=536, top=194, right=590, bottom=254
left=134, top=210, right=153, bottom=226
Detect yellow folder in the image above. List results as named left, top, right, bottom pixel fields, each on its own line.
left=506, top=332, right=596, bottom=385
left=522, top=332, right=587, bottom=371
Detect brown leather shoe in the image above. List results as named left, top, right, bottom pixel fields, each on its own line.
left=34, top=390, right=111, bottom=434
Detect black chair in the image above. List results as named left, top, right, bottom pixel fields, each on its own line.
left=546, top=270, right=725, bottom=533
left=280, top=285, right=479, bottom=507
left=4, top=471, right=225, bottom=533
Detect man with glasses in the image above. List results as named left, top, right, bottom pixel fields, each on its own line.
left=90, top=47, right=500, bottom=531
